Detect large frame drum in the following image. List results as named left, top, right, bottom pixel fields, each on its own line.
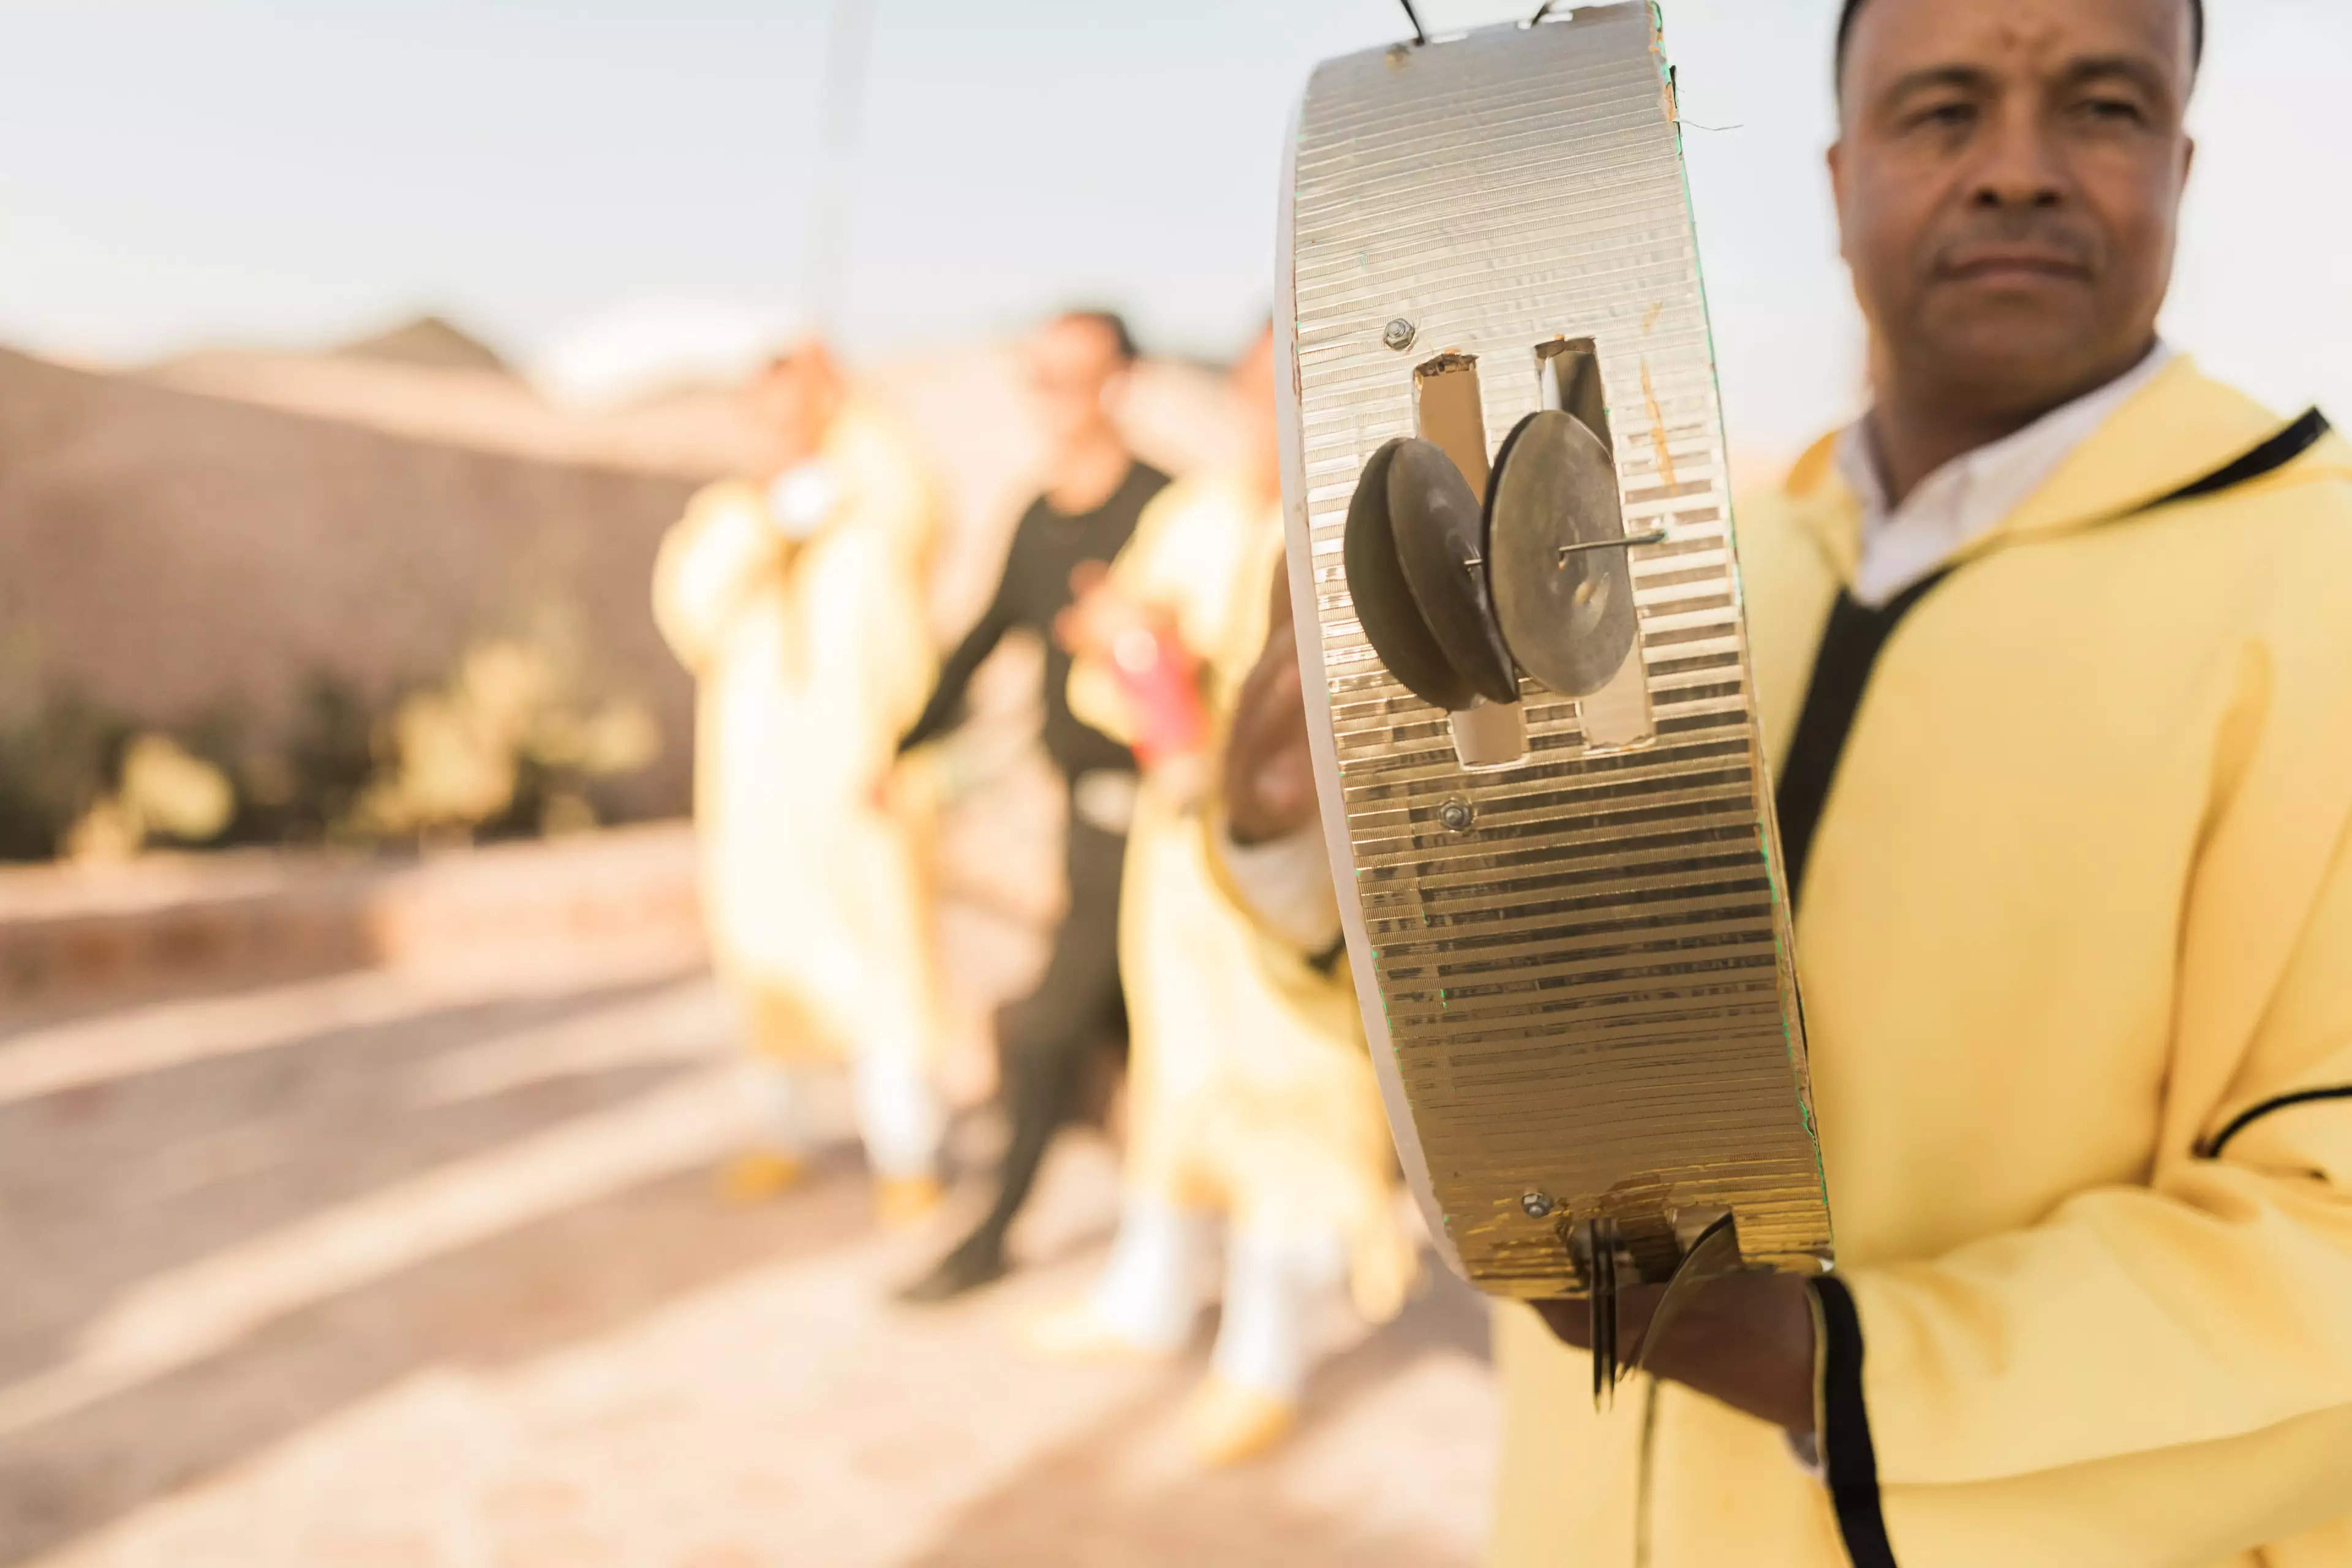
left=1275, top=1, right=1833, bottom=1384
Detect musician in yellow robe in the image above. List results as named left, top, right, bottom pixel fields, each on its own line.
left=1046, top=327, right=1417, bottom=1466
left=1222, top=3, right=2352, bottom=1559
left=654, top=342, right=948, bottom=1221
left=1480, top=3, right=2352, bottom=1562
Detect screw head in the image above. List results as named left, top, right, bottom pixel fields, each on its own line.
left=1521, top=1191, right=1556, bottom=1218
left=1438, top=799, right=1474, bottom=834
left=1382, top=318, right=1419, bottom=352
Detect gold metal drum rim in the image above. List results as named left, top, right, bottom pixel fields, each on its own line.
left=1276, top=2, right=1834, bottom=1300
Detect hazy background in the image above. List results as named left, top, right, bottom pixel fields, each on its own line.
left=5, top=0, right=2349, bottom=459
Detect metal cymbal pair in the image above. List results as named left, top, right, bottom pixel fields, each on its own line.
left=1344, top=407, right=1643, bottom=718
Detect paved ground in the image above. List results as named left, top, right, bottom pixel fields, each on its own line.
left=0, top=952, right=1496, bottom=1567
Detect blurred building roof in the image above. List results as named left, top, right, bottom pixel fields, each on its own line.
left=333, top=314, right=513, bottom=375
left=141, top=349, right=761, bottom=480
left=134, top=334, right=1246, bottom=506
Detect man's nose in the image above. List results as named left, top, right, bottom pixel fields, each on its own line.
left=1969, top=101, right=2066, bottom=210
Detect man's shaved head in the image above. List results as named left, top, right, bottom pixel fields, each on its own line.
left=1837, top=0, right=2202, bottom=100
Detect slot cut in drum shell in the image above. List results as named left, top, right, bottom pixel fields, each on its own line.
left=1486, top=409, right=1640, bottom=699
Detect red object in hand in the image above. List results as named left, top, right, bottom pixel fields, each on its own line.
left=1110, top=624, right=1209, bottom=768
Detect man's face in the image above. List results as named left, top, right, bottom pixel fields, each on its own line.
left=1231, top=326, right=1280, bottom=487
left=744, top=344, right=842, bottom=470
left=1025, top=316, right=1126, bottom=452
left=1831, top=0, right=2195, bottom=420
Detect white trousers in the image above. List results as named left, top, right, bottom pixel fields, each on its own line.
left=1087, top=1193, right=1348, bottom=1401
left=745, top=1046, right=944, bottom=1181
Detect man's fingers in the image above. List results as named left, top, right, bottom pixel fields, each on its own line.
left=1531, top=1286, right=1665, bottom=1360
left=1223, top=612, right=1323, bottom=844
left=1264, top=561, right=1295, bottom=633
left=1250, top=745, right=1316, bottom=818
left=1532, top=1298, right=1590, bottom=1350
left=1529, top=1275, right=1818, bottom=1432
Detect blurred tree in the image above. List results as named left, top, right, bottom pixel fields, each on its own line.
left=0, top=695, right=132, bottom=862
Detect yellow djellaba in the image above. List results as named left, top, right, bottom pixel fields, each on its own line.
left=1490, top=361, right=2352, bottom=1568
left=654, top=383, right=949, bottom=1223
left=1054, top=386, right=1417, bottom=1467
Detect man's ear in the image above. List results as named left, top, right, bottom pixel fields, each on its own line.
left=1826, top=140, right=1852, bottom=262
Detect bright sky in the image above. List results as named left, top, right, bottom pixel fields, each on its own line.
left=3, top=0, right=2348, bottom=456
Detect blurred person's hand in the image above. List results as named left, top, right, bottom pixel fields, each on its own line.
left=1221, top=573, right=1318, bottom=847
left=1061, top=564, right=1213, bottom=795
left=1058, top=562, right=1157, bottom=653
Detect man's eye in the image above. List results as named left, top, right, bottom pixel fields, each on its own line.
left=1909, top=100, right=1977, bottom=131
left=2075, top=96, right=2146, bottom=125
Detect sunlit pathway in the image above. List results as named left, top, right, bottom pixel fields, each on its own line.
left=0, top=952, right=1494, bottom=1567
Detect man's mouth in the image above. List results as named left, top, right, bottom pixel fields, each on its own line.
left=1937, top=248, right=2093, bottom=285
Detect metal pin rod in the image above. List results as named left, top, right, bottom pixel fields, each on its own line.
left=1398, top=0, right=1430, bottom=46
left=1556, top=529, right=1669, bottom=564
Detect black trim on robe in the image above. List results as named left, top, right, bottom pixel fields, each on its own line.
left=1811, top=1275, right=1900, bottom=1568
left=1771, top=409, right=2329, bottom=912
left=2206, top=1086, right=2352, bottom=1158
left=2156, top=407, right=2331, bottom=505
left=1772, top=571, right=1950, bottom=910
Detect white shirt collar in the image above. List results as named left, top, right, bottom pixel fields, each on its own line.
left=1836, top=343, right=2175, bottom=608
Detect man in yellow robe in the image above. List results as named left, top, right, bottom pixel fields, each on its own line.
left=1047, top=328, right=1417, bottom=1467
left=653, top=342, right=948, bottom=1221
left=1232, top=0, right=2352, bottom=1561
left=1489, top=0, right=2352, bottom=1559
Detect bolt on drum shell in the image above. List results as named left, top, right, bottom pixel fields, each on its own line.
left=1275, top=2, right=1833, bottom=1297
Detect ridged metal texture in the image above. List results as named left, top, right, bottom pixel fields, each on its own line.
left=1280, top=2, right=1833, bottom=1297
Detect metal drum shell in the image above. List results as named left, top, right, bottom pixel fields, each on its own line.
left=1275, top=1, right=1832, bottom=1297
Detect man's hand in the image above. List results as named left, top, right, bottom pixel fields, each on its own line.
left=1531, top=1271, right=1818, bottom=1434
left=1223, top=573, right=1320, bottom=846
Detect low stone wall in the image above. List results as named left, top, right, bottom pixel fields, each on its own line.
left=0, top=341, right=1247, bottom=843
left=0, top=825, right=706, bottom=1012
left=0, top=764, right=1064, bottom=1028
left=0, top=349, right=704, bottom=821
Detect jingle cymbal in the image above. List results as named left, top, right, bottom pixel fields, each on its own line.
left=1487, top=410, right=1639, bottom=700
left=1386, top=438, right=1521, bottom=706
left=1343, top=438, right=1477, bottom=712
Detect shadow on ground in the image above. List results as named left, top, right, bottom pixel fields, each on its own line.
left=0, top=973, right=692, bottom=1386
left=0, top=1157, right=875, bottom=1565
left=901, top=1268, right=1490, bottom=1568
